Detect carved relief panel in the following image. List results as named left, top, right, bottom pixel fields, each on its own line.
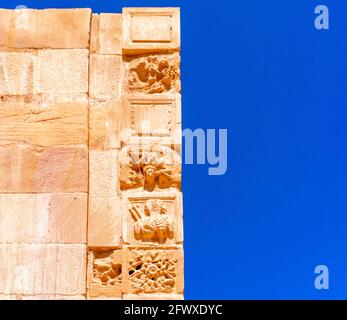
left=120, top=94, right=181, bottom=146
left=126, top=53, right=181, bottom=94
left=122, top=246, right=183, bottom=296
left=119, top=144, right=181, bottom=191
left=122, top=8, right=180, bottom=53
left=87, top=248, right=122, bottom=298
left=122, top=191, right=183, bottom=245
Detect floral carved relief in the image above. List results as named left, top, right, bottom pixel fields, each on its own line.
left=128, top=250, right=177, bottom=294
left=127, top=53, right=181, bottom=94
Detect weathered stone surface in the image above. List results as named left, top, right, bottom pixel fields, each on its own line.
left=0, top=95, right=88, bottom=147
left=0, top=193, right=87, bottom=243
left=0, top=144, right=88, bottom=193
left=123, top=294, right=183, bottom=300
left=0, top=7, right=183, bottom=301
left=0, top=244, right=86, bottom=295
left=0, top=52, right=36, bottom=95
left=88, top=197, right=122, bottom=247
left=89, top=150, right=119, bottom=198
left=89, top=54, right=122, bottom=100
left=90, top=14, right=100, bottom=53
left=123, top=8, right=180, bottom=54
left=87, top=249, right=122, bottom=298
left=91, top=14, right=122, bottom=55
left=0, top=9, right=91, bottom=49
left=127, top=53, right=181, bottom=94
left=0, top=294, right=85, bottom=300
left=38, top=49, right=89, bottom=94
left=122, top=246, right=184, bottom=296
left=119, top=145, right=181, bottom=191
left=88, top=296, right=122, bottom=300
left=89, top=99, right=120, bottom=150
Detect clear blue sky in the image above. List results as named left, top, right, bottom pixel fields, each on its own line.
left=3, top=0, right=347, bottom=299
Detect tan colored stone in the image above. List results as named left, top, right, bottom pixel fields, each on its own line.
left=91, top=14, right=122, bottom=55
left=121, top=94, right=181, bottom=146
left=119, top=145, right=181, bottom=191
left=0, top=294, right=85, bottom=300
left=0, top=193, right=87, bottom=243
left=123, top=8, right=180, bottom=54
left=88, top=296, right=122, bottom=300
left=89, top=99, right=120, bottom=150
left=0, top=144, right=88, bottom=193
left=89, top=150, right=119, bottom=198
left=0, top=9, right=91, bottom=49
left=99, top=14, right=122, bottom=55
left=123, top=190, right=183, bottom=246
left=89, top=54, right=122, bottom=100
left=0, top=244, right=86, bottom=295
left=122, top=246, right=184, bottom=296
left=88, top=197, right=122, bottom=247
left=123, top=294, right=184, bottom=300
left=0, top=9, right=11, bottom=47
left=126, top=53, right=181, bottom=94
left=38, top=49, right=89, bottom=94
left=0, top=7, right=183, bottom=301
left=0, top=95, right=88, bottom=147
left=0, top=52, right=36, bottom=95
left=90, top=14, right=100, bottom=53
left=87, top=249, right=122, bottom=298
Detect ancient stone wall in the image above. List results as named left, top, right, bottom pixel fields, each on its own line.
left=0, top=7, right=183, bottom=300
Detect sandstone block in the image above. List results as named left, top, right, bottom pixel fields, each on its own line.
left=0, top=294, right=85, bottom=300
left=0, top=9, right=91, bottom=49
left=91, top=14, right=122, bottom=54
left=0, top=144, right=88, bottom=193
left=0, top=193, right=87, bottom=243
left=0, top=95, right=88, bottom=147
left=89, top=54, right=122, bottom=100
left=88, top=197, right=122, bottom=247
left=90, top=14, right=100, bottom=53
left=123, top=294, right=183, bottom=300
left=38, top=49, right=89, bottom=94
left=0, top=244, right=86, bottom=295
left=89, top=150, right=119, bottom=198
left=89, top=99, right=120, bottom=150
left=123, top=8, right=180, bottom=54
left=87, top=249, right=122, bottom=298
left=0, top=52, right=36, bottom=95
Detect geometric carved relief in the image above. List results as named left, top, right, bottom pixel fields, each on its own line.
left=122, top=191, right=183, bottom=245
left=119, top=145, right=181, bottom=191
left=127, top=53, right=181, bottom=94
left=122, top=246, right=184, bottom=295
left=87, top=249, right=122, bottom=298
left=121, top=94, right=181, bottom=146
left=122, top=8, right=180, bottom=54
